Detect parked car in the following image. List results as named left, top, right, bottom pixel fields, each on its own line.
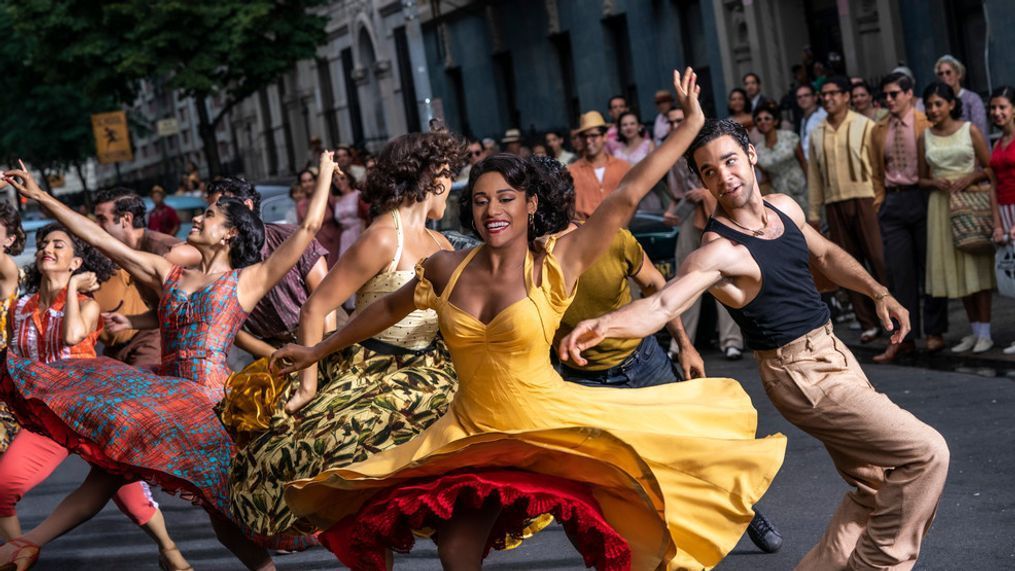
left=255, top=184, right=295, bottom=225
left=13, top=219, right=49, bottom=268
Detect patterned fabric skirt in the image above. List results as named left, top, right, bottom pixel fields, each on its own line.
left=228, top=338, right=457, bottom=537
left=0, top=351, right=310, bottom=551
left=0, top=401, right=18, bottom=453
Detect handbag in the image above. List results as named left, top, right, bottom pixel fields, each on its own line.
left=948, top=182, right=994, bottom=254
left=997, top=242, right=1015, bottom=299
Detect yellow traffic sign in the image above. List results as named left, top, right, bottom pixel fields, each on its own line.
left=91, top=111, right=133, bottom=164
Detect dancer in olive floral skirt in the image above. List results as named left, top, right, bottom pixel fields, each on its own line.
left=225, top=129, right=465, bottom=537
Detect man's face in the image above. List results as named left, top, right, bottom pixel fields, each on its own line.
left=692, top=135, right=758, bottom=209
left=744, top=75, right=761, bottom=98
left=608, top=97, right=628, bottom=121
left=580, top=129, right=605, bottom=159
left=336, top=149, right=353, bottom=168
left=850, top=87, right=871, bottom=111
left=820, top=83, right=850, bottom=115
left=152, top=191, right=165, bottom=206
left=655, top=98, right=673, bottom=114
left=570, top=130, right=585, bottom=154
left=882, top=82, right=912, bottom=116
left=796, top=86, right=817, bottom=113
left=665, top=109, right=685, bottom=137
left=94, top=201, right=131, bottom=244
left=505, top=141, right=522, bottom=155
left=468, top=143, right=484, bottom=165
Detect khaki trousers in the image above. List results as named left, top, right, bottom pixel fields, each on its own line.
left=755, top=323, right=949, bottom=570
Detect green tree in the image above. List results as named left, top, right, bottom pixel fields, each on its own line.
left=10, top=0, right=329, bottom=176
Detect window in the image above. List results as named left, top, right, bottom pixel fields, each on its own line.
left=446, top=66, right=471, bottom=138
left=603, top=14, right=637, bottom=112
left=492, top=51, right=521, bottom=130
left=551, top=32, right=579, bottom=127
left=341, top=47, right=365, bottom=146
left=316, top=57, right=341, bottom=145
left=394, top=26, right=422, bottom=132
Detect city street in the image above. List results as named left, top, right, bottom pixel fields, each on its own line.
left=14, top=353, right=1014, bottom=570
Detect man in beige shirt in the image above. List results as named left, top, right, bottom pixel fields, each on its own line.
left=808, top=76, right=887, bottom=341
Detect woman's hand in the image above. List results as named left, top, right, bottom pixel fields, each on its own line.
left=320, top=150, right=339, bottom=180
left=673, top=67, right=702, bottom=126
left=994, top=226, right=1007, bottom=244
left=269, top=343, right=321, bottom=376
left=3, top=160, right=48, bottom=202
left=68, top=272, right=99, bottom=294
left=950, top=175, right=975, bottom=193
left=931, top=178, right=952, bottom=193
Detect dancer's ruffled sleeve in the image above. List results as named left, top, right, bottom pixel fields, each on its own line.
left=413, top=258, right=438, bottom=311
left=538, top=236, right=577, bottom=312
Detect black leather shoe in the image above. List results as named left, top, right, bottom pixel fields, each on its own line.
left=747, top=509, right=783, bottom=553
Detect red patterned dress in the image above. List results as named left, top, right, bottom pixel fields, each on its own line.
left=0, top=267, right=305, bottom=547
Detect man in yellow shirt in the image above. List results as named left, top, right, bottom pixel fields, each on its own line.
left=807, top=75, right=888, bottom=342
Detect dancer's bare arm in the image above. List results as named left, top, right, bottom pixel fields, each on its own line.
left=769, top=193, right=910, bottom=343
left=62, top=273, right=101, bottom=346
left=283, top=224, right=400, bottom=412
left=4, top=164, right=172, bottom=292
left=270, top=279, right=417, bottom=375
left=236, top=151, right=334, bottom=311
left=631, top=252, right=704, bottom=378
left=555, top=68, right=704, bottom=284
left=559, top=239, right=741, bottom=365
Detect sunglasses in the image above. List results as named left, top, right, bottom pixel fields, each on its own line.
left=936, top=69, right=955, bottom=77
left=883, top=90, right=904, bottom=99
left=471, top=150, right=483, bottom=157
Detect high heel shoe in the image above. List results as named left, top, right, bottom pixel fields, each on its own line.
left=158, top=546, right=194, bottom=571
left=0, top=537, right=40, bottom=571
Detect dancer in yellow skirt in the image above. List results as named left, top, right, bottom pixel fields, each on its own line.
left=272, top=68, right=786, bottom=570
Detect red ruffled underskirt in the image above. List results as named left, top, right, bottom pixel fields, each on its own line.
left=319, top=470, right=631, bottom=570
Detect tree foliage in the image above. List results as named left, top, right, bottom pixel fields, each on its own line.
left=6, top=0, right=329, bottom=175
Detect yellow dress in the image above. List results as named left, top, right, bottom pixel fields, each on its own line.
left=286, top=239, right=786, bottom=570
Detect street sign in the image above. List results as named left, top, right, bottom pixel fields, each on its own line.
left=91, top=111, right=133, bottom=164
left=156, top=117, right=180, bottom=137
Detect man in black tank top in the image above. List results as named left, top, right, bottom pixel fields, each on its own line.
left=560, top=119, right=949, bottom=570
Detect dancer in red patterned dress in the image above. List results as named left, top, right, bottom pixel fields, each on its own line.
left=0, top=223, right=191, bottom=570
left=0, top=152, right=336, bottom=571
left=0, top=202, right=24, bottom=455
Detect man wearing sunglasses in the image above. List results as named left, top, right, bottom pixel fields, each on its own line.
left=807, top=75, right=888, bottom=344
left=869, top=72, right=949, bottom=362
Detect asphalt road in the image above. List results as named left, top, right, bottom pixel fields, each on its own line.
left=14, top=352, right=1015, bottom=570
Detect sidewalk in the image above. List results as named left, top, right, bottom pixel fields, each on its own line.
left=833, top=292, right=1015, bottom=377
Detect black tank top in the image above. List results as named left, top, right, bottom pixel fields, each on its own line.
left=703, top=202, right=830, bottom=350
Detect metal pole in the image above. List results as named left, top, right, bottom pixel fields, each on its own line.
left=402, top=0, right=435, bottom=128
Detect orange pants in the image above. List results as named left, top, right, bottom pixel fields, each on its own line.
left=0, top=429, right=157, bottom=524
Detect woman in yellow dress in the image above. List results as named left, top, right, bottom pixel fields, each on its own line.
left=272, top=69, right=786, bottom=570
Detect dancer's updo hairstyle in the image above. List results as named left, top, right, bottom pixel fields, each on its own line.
left=461, top=154, right=574, bottom=248
left=0, top=202, right=26, bottom=255
left=215, top=196, right=265, bottom=268
left=363, top=123, right=468, bottom=219
left=23, top=223, right=117, bottom=293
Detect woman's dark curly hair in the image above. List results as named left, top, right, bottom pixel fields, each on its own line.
left=215, top=196, right=265, bottom=268
left=23, top=223, right=117, bottom=294
left=362, top=125, right=468, bottom=219
left=0, top=202, right=26, bottom=255
left=459, top=154, right=574, bottom=248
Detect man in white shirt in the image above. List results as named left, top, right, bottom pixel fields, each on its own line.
left=797, top=83, right=827, bottom=161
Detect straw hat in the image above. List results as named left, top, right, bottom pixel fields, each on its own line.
left=577, top=111, right=608, bottom=135
left=501, top=128, right=522, bottom=144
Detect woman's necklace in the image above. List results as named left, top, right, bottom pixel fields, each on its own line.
left=727, top=208, right=769, bottom=236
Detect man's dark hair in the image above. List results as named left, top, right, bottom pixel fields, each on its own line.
left=94, top=187, right=147, bottom=229
left=607, top=95, right=626, bottom=108
left=851, top=80, right=874, bottom=96
left=207, top=176, right=261, bottom=211
left=685, top=118, right=751, bottom=177
left=796, top=83, right=816, bottom=96
left=743, top=72, right=762, bottom=85
left=824, top=75, right=852, bottom=95
left=880, top=72, right=913, bottom=93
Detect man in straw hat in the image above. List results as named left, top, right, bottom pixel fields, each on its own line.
left=567, top=111, right=631, bottom=219
left=652, top=90, right=675, bottom=145
left=501, top=128, right=523, bottom=155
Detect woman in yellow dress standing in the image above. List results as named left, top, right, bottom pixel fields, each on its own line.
left=272, top=69, right=786, bottom=570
